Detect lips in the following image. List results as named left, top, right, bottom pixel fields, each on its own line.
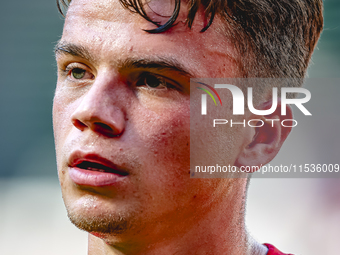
left=76, top=161, right=118, bottom=173
left=68, top=152, right=128, bottom=186
left=74, top=159, right=129, bottom=176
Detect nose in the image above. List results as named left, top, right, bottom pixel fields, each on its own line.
left=71, top=78, right=126, bottom=138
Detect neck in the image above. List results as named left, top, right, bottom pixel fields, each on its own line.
left=88, top=179, right=267, bottom=255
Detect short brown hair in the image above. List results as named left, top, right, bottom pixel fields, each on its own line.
left=57, top=0, right=323, bottom=83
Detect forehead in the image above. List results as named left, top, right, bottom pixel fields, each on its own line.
left=61, top=0, right=239, bottom=77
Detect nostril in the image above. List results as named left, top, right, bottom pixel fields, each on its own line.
left=72, top=119, right=87, bottom=130
left=94, top=122, right=113, bottom=131
left=93, top=122, right=120, bottom=137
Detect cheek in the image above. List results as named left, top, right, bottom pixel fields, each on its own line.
left=148, top=115, right=190, bottom=166
left=53, top=84, right=83, bottom=144
left=133, top=98, right=191, bottom=185
left=53, top=94, right=70, bottom=148
left=52, top=87, right=79, bottom=173
left=52, top=91, right=64, bottom=151
left=52, top=99, right=66, bottom=178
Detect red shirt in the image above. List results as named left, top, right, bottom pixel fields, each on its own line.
left=264, top=243, right=294, bottom=255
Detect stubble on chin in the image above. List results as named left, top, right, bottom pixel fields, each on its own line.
left=65, top=202, right=134, bottom=235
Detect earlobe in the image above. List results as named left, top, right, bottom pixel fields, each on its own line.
left=235, top=101, right=293, bottom=171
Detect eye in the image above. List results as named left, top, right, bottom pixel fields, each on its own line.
left=136, top=73, right=169, bottom=89
left=63, top=63, right=94, bottom=81
left=71, top=68, right=86, bottom=79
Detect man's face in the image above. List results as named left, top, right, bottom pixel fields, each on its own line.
left=53, top=0, right=243, bottom=242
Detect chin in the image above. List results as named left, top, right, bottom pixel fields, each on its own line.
left=65, top=202, right=131, bottom=235
left=63, top=192, right=142, bottom=236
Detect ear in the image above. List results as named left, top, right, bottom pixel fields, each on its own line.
left=235, top=100, right=293, bottom=170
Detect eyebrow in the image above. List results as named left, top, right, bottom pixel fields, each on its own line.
left=55, top=42, right=94, bottom=62
left=120, top=58, right=193, bottom=77
left=55, top=41, right=193, bottom=78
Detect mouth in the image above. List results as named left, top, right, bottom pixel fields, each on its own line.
left=75, top=161, right=129, bottom=176
left=68, top=152, right=129, bottom=187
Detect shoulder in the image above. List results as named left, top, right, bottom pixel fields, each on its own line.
left=263, top=243, right=294, bottom=255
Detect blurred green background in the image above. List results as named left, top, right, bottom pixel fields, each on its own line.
left=0, top=1, right=63, bottom=178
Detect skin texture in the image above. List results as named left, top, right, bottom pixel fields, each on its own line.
left=53, top=0, right=290, bottom=254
